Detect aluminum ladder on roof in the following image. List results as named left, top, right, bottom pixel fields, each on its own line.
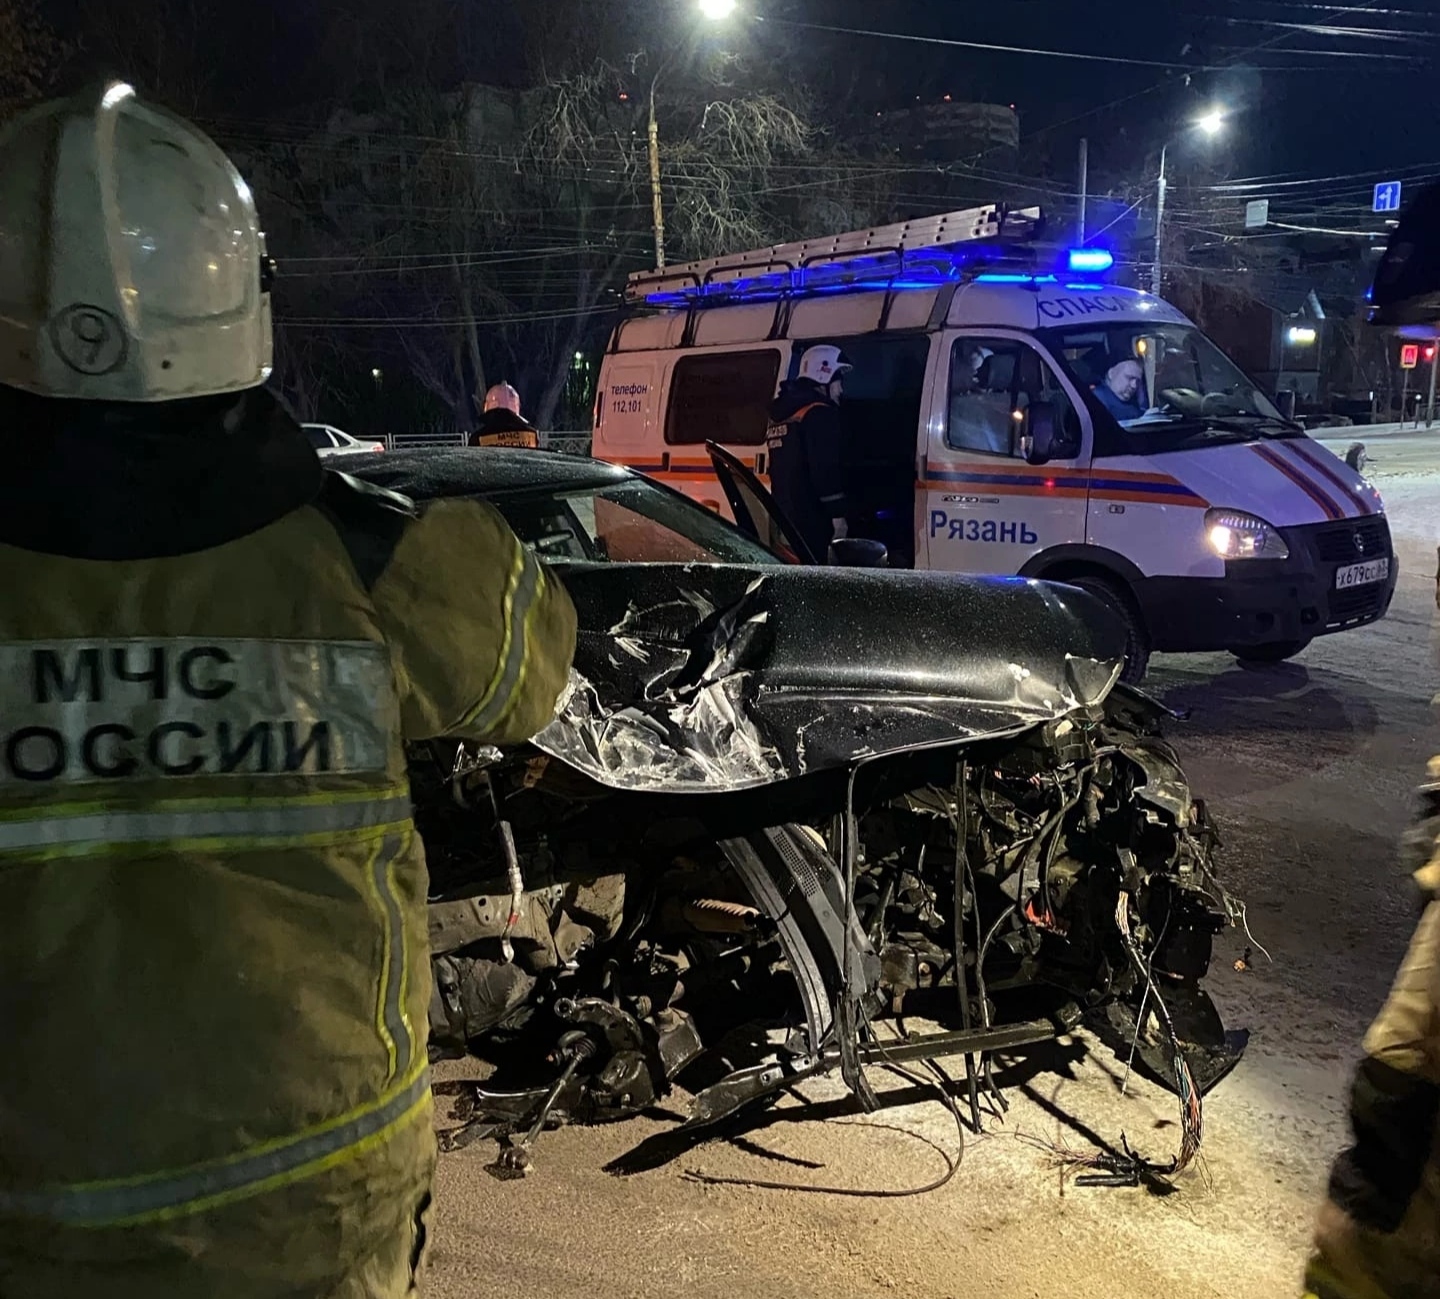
left=623, top=203, right=1044, bottom=305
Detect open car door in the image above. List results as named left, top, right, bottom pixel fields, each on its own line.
left=706, top=441, right=818, bottom=565
left=1367, top=180, right=1440, bottom=607
left=1372, top=179, right=1440, bottom=327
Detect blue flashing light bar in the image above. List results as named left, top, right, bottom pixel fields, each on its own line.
left=1067, top=248, right=1114, bottom=274
left=640, top=249, right=972, bottom=308
left=636, top=243, right=1111, bottom=309
left=975, top=273, right=1056, bottom=284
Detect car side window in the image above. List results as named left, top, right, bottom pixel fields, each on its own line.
left=304, top=426, right=335, bottom=450
left=947, top=338, right=1080, bottom=458
left=493, top=499, right=595, bottom=561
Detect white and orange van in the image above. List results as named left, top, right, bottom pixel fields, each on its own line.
left=591, top=205, right=1395, bottom=678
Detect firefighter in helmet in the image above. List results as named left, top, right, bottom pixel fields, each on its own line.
left=0, top=83, right=576, bottom=1298
left=765, top=345, right=853, bottom=562
left=470, top=382, right=540, bottom=448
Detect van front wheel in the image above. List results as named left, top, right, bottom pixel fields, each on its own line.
left=1231, top=639, right=1311, bottom=666
left=1066, top=574, right=1151, bottom=685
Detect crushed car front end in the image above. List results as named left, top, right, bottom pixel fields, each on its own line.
left=412, top=557, right=1244, bottom=1172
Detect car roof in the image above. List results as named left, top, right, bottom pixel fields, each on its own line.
left=346, top=447, right=636, bottom=501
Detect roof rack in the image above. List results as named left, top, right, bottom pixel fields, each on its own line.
left=624, top=203, right=1046, bottom=307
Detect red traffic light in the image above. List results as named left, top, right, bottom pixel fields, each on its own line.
left=1425, top=345, right=1437, bottom=363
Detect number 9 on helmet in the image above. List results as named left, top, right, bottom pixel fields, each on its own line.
left=0, top=81, right=274, bottom=403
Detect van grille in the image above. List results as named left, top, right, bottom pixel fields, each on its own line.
left=1315, top=519, right=1390, bottom=563
left=1328, top=583, right=1389, bottom=627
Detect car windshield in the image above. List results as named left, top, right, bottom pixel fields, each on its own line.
left=486, top=477, right=781, bottom=567
left=1039, top=321, right=1296, bottom=452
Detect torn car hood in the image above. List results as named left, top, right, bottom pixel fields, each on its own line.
left=535, top=565, right=1126, bottom=793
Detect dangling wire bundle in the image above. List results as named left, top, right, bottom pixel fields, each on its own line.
left=1019, top=891, right=1204, bottom=1190
left=1112, top=891, right=1203, bottom=1177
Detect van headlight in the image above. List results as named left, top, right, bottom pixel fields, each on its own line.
left=1205, top=508, right=1289, bottom=561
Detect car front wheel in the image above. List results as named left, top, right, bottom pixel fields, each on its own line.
left=1067, top=574, right=1151, bottom=685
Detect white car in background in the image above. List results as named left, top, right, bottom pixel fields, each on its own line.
left=302, top=423, right=385, bottom=458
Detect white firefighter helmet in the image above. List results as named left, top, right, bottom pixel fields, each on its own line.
left=483, top=382, right=522, bottom=415
left=798, top=345, right=853, bottom=387
left=0, top=81, right=273, bottom=402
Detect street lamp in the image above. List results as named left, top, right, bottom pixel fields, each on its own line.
left=646, top=0, right=738, bottom=270
left=1196, top=108, right=1226, bottom=138
left=1152, top=107, right=1228, bottom=296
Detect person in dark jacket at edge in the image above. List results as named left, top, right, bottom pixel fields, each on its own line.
left=469, top=382, right=539, bottom=448
left=766, top=345, right=853, bottom=563
left=1302, top=179, right=1440, bottom=1299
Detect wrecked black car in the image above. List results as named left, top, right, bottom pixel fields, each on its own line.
left=353, top=449, right=1244, bottom=1175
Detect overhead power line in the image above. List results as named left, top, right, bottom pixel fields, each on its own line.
left=1207, top=161, right=1440, bottom=191
left=1236, top=0, right=1440, bottom=17
left=282, top=303, right=618, bottom=330
left=755, top=16, right=1416, bottom=70
left=1211, top=17, right=1419, bottom=40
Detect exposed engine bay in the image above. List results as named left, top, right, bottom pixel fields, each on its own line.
left=417, top=564, right=1246, bottom=1182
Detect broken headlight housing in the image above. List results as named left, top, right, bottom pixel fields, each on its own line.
left=1205, top=508, right=1289, bottom=561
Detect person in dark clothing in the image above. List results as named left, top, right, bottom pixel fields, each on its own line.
left=470, top=382, right=539, bottom=448
left=1088, top=358, right=1146, bottom=423
left=765, top=345, right=853, bottom=563
left=1092, top=358, right=1146, bottom=424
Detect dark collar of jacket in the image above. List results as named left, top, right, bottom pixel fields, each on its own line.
left=768, top=378, right=836, bottom=424
left=0, top=383, right=322, bottom=560
left=471, top=408, right=538, bottom=439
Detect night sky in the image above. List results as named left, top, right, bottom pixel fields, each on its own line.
left=48, top=0, right=1440, bottom=192
left=791, top=0, right=1439, bottom=178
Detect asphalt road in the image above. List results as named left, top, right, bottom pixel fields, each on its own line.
left=427, top=434, right=1440, bottom=1299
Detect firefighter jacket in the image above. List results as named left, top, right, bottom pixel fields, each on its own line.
left=1305, top=757, right=1440, bottom=1299
left=766, top=378, right=849, bottom=564
left=0, top=387, right=577, bottom=1297
left=469, top=408, right=540, bottom=449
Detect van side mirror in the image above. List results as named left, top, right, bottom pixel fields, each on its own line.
left=828, top=537, right=889, bottom=568
left=1021, top=400, right=1081, bottom=466
left=1022, top=401, right=1058, bottom=465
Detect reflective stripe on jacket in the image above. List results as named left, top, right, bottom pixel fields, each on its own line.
left=1306, top=784, right=1440, bottom=1299
left=0, top=485, right=575, bottom=1247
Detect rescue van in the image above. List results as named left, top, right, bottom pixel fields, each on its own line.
left=592, top=204, right=1396, bottom=679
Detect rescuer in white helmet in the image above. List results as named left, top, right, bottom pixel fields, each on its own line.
left=0, top=82, right=575, bottom=1298
left=470, top=381, right=540, bottom=448
left=765, top=344, right=854, bottom=562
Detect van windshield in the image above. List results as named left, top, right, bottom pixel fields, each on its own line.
left=1038, top=322, right=1298, bottom=453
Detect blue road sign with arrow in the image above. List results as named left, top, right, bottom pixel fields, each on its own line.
left=1374, top=181, right=1403, bottom=213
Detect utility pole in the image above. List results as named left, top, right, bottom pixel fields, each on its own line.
left=647, top=78, right=667, bottom=272
left=1076, top=138, right=1089, bottom=245
left=1151, top=143, right=1168, bottom=296
left=1427, top=338, right=1439, bottom=428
